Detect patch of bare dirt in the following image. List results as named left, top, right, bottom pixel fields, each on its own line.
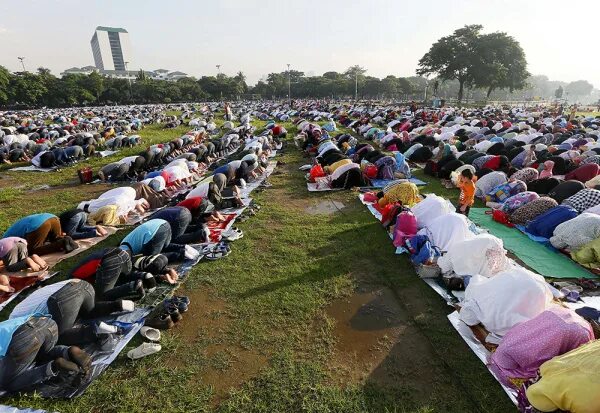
left=165, top=287, right=268, bottom=404
left=324, top=275, right=445, bottom=403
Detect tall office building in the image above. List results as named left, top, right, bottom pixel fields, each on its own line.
left=90, top=26, right=132, bottom=71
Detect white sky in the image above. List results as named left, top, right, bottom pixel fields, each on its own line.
left=0, top=0, right=599, bottom=87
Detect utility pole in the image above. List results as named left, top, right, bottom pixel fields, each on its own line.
left=424, top=78, right=429, bottom=105
left=216, top=65, right=222, bottom=100
left=124, top=61, right=133, bottom=101
left=17, top=56, right=26, bottom=72
left=355, top=71, right=358, bottom=101
left=287, top=63, right=291, bottom=106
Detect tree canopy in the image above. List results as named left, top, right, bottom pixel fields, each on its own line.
left=417, top=25, right=530, bottom=102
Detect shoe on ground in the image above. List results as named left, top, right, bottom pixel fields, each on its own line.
left=164, top=302, right=183, bottom=323
left=134, top=279, right=146, bottom=299
left=127, top=342, right=161, bottom=360
left=140, top=326, right=161, bottom=342
left=144, top=313, right=174, bottom=330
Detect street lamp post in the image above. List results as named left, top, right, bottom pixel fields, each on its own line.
left=355, top=72, right=358, bottom=101
left=216, top=65, right=222, bottom=100
left=124, top=61, right=133, bottom=101
left=17, top=56, right=26, bottom=72
left=287, top=63, right=291, bottom=106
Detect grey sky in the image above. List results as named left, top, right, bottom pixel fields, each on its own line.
left=1, top=0, right=599, bottom=87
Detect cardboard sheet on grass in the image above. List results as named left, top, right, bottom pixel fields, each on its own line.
left=469, top=208, right=596, bottom=279
left=447, top=311, right=518, bottom=405
left=239, top=161, right=276, bottom=198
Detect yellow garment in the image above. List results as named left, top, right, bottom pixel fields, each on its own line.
left=326, top=159, right=352, bottom=174
left=378, top=182, right=420, bottom=208
left=88, top=205, right=121, bottom=226
left=571, top=237, right=600, bottom=268
left=526, top=339, right=600, bottom=413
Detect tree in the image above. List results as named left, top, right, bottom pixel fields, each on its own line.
left=344, top=65, right=367, bottom=98
left=0, top=66, right=11, bottom=105
left=565, top=80, right=594, bottom=102
left=473, top=31, right=529, bottom=98
left=136, top=69, right=148, bottom=81
left=9, top=72, right=47, bottom=106
left=417, top=25, right=484, bottom=102
left=555, top=85, right=564, bottom=99
left=234, top=71, right=248, bottom=94
left=81, top=72, right=104, bottom=102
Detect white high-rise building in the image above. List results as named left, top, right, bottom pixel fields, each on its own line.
left=90, top=26, right=132, bottom=71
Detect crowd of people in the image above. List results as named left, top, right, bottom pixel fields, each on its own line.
left=0, top=104, right=281, bottom=397
left=294, top=100, right=600, bottom=413
left=4, top=97, right=600, bottom=410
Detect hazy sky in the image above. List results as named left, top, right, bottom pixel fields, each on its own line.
left=1, top=0, right=599, bottom=87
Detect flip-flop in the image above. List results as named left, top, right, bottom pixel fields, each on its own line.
left=139, top=326, right=161, bottom=342
left=127, top=342, right=161, bottom=360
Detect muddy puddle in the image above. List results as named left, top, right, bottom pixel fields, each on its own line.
left=325, top=283, right=440, bottom=396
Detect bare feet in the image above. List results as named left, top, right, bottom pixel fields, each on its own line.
left=95, top=226, right=108, bottom=236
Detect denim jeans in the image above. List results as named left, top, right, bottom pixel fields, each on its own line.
left=94, top=249, right=137, bottom=300
left=62, top=212, right=97, bottom=240
left=0, top=317, right=68, bottom=392
left=149, top=209, right=192, bottom=240
left=48, top=280, right=121, bottom=345
left=142, top=223, right=184, bottom=263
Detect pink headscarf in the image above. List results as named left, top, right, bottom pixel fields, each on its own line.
left=539, top=160, right=554, bottom=179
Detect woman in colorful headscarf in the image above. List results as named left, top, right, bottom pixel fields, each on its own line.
left=489, top=306, right=594, bottom=389
left=485, top=180, right=527, bottom=203
left=376, top=181, right=420, bottom=208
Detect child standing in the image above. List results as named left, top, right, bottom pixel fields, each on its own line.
left=457, top=169, right=476, bottom=216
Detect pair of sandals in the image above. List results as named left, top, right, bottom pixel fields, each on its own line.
left=221, top=227, right=243, bottom=242
left=202, top=241, right=231, bottom=260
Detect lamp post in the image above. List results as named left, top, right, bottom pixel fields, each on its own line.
left=355, top=71, right=358, bottom=101
left=216, top=65, right=222, bottom=100
left=287, top=63, right=291, bottom=106
left=124, top=61, right=133, bottom=101
left=17, top=56, right=26, bottom=72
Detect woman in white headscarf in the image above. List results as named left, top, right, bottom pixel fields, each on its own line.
left=410, top=194, right=454, bottom=229
left=417, top=212, right=474, bottom=252
left=459, top=267, right=554, bottom=343
left=438, top=234, right=511, bottom=278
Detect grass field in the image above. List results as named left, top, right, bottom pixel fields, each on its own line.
left=0, top=117, right=514, bottom=412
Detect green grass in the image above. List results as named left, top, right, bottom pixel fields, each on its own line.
left=0, top=117, right=514, bottom=412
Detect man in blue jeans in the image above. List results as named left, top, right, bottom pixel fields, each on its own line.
left=0, top=316, right=91, bottom=392
left=10, top=279, right=133, bottom=346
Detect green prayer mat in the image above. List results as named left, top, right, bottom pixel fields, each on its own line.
left=469, top=208, right=597, bottom=279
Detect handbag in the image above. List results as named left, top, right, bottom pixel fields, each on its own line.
left=77, top=167, right=93, bottom=184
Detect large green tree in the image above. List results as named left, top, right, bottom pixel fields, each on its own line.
left=417, top=25, right=484, bottom=102
left=473, top=31, right=529, bottom=98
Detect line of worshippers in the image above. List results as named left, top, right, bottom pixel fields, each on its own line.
left=0, top=118, right=278, bottom=394
left=313, top=102, right=600, bottom=413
